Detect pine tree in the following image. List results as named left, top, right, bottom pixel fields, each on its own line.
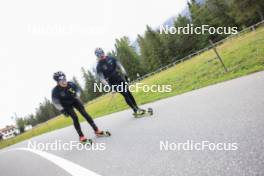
left=161, top=15, right=203, bottom=62
left=137, top=26, right=167, bottom=72
left=72, top=76, right=87, bottom=102
left=35, top=98, right=60, bottom=123
left=16, top=117, right=25, bottom=133
left=82, top=68, right=102, bottom=101
left=230, top=0, right=264, bottom=26
left=115, top=36, right=144, bottom=79
left=24, top=114, right=37, bottom=126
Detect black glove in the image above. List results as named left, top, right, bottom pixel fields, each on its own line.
left=61, top=110, right=69, bottom=117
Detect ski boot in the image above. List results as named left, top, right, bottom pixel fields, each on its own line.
left=80, top=135, right=92, bottom=144
left=133, top=108, right=146, bottom=118
left=95, top=130, right=111, bottom=137
left=133, top=108, right=153, bottom=118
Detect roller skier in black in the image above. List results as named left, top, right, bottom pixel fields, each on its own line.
left=51, top=71, right=109, bottom=142
left=94, top=48, right=146, bottom=116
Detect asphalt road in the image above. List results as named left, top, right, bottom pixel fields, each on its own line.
left=1, top=71, right=264, bottom=176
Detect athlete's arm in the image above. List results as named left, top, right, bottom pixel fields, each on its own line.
left=95, top=66, right=108, bottom=85
left=114, top=58, right=130, bottom=82
left=69, top=82, right=81, bottom=98
left=52, top=92, right=64, bottom=111
left=116, top=60, right=127, bottom=76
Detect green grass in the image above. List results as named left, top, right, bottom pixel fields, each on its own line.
left=1, top=27, right=264, bottom=149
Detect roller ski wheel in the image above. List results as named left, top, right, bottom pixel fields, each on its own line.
left=133, top=108, right=153, bottom=118
left=80, top=136, right=93, bottom=145
left=148, top=108, right=153, bottom=115
left=84, top=139, right=93, bottom=145
left=95, top=130, right=111, bottom=137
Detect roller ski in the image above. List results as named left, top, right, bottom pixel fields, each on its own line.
left=95, top=130, right=111, bottom=137
left=79, top=136, right=93, bottom=145
left=133, top=108, right=153, bottom=118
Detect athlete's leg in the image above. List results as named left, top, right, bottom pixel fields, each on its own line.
left=125, top=89, right=138, bottom=109
left=73, top=100, right=98, bottom=132
left=121, top=92, right=138, bottom=112
left=116, top=87, right=138, bottom=112
left=120, top=77, right=139, bottom=111
left=64, top=107, right=84, bottom=137
left=110, top=76, right=139, bottom=112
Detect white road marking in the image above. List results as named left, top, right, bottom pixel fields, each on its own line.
left=11, top=148, right=102, bottom=176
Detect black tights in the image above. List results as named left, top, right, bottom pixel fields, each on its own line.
left=64, top=100, right=98, bottom=137
left=118, top=89, right=138, bottom=112
left=110, top=76, right=139, bottom=112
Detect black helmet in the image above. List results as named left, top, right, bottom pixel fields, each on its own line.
left=53, top=71, right=66, bottom=82
left=94, top=47, right=105, bottom=58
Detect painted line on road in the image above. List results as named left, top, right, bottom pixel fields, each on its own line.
left=5, top=148, right=102, bottom=176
